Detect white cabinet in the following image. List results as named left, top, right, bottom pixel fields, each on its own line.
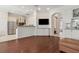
left=17, top=26, right=35, bottom=38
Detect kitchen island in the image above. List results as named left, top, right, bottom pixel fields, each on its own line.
left=16, top=25, right=35, bottom=38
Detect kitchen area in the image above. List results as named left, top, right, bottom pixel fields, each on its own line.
left=0, top=9, right=36, bottom=42
left=0, top=12, right=26, bottom=42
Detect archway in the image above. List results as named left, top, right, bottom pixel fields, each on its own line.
left=51, top=12, right=62, bottom=36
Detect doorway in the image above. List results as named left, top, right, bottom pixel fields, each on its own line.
left=51, top=12, right=61, bottom=36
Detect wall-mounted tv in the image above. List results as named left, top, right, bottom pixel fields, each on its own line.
left=38, top=19, right=49, bottom=25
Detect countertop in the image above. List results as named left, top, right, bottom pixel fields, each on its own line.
left=17, top=25, right=36, bottom=27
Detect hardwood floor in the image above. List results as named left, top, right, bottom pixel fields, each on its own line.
left=0, top=36, right=59, bottom=53
left=59, top=38, right=79, bottom=53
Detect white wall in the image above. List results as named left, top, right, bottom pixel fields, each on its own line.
left=8, top=13, right=18, bottom=22
left=26, top=11, right=36, bottom=26
left=35, top=11, right=51, bottom=36
left=37, top=11, right=51, bottom=28
left=0, top=12, right=8, bottom=37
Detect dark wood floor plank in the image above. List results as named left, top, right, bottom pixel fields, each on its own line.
left=0, top=36, right=59, bottom=53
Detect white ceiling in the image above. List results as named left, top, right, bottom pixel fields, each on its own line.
left=0, top=5, right=63, bottom=15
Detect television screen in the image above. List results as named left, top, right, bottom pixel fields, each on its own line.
left=39, top=19, right=49, bottom=25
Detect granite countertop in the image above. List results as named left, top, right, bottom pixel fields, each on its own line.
left=17, top=25, right=36, bottom=27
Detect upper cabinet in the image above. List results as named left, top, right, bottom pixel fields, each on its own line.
left=8, top=13, right=26, bottom=26
left=17, top=16, right=26, bottom=26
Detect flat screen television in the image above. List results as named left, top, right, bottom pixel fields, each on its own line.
left=38, top=19, right=49, bottom=25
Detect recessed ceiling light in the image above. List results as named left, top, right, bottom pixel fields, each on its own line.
left=30, top=9, right=33, bottom=11
left=26, top=14, right=30, bottom=15
left=22, top=6, right=25, bottom=8
left=38, top=7, right=41, bottom=11
left=47, top=8, right=50, bottom=10
left=26, top=10, right=29, bottom=11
